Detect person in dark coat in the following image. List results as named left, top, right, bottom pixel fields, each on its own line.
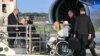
left=7, top=8, right=19, bottom=48
left=27, top=15, right=36, bottom=33
left=67, top=10, right=76, bottom=37
left=73, top=8, right=93, bottom=56
left=27, top=15, right=33, bottom=24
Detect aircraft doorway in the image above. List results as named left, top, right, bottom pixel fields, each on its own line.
left=50, top=0, right=87, bottom=23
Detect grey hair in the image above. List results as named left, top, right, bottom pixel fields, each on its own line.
left=19, top=16, right=26, bottom=22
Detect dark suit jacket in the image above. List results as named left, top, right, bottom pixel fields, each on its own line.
left=18, top=23, right=26, bottom=37
left=7, top=13, right=18, bottom=32
left=28, top=20, right=33, bottom=24
left=74, top=14, right=93, bottom=35
left=27, top=20, right=36, bottom=32
left=68, top=16, right=76, bottom=34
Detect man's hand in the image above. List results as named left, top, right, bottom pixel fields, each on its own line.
left=88, top=34, right=92, bottom=40
left=16, top=27, right=19, bottom=31
left=73, top=34, right=76, bottom=38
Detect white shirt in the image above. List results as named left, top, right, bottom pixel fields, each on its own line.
left=58, top=26, right=70, bottom=37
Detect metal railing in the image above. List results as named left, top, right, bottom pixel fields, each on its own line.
left=0, top=24, right=57, bottom=55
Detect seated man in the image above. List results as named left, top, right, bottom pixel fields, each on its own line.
left=58, top=21, right=70, bottom=37
left=48, top=21, right=70, bottom=51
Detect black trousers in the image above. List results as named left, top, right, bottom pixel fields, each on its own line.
left=86, top=38, right=97, bottom=56
left=88, top=40, right=97, bottom=56
left=7, top=32, right=17, bottom=47
left=73, top=34, right=88, bottom=56
left=90, top=48, right=97, bottom=56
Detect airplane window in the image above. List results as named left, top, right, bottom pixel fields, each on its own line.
left=0, top=47, right=3, bottom=52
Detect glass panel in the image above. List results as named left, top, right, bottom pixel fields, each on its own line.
left=2, top=4, right=7, bottom=13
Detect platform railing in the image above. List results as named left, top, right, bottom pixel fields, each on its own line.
left=0, top=24, right=57, bottom=55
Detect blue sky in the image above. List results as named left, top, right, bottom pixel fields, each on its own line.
left=17, top=0, right=53, bottom=13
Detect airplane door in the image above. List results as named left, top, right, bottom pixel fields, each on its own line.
left=50, top=0, right=91, bottom=23
left=49, top=0, right=100, bottom=24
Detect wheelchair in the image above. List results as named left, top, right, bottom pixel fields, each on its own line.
left=48, top=35, right=73, bottom=56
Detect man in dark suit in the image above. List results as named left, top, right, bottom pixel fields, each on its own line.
left=67, top=10, right=75, bottom=37
left=7, top=8, right=19, bottom=48
left=27, top=15, right=36, bottom=32
left=74, top=8, right=93, bottom=56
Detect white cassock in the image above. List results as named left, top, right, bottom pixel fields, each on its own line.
left=48, top=26, right=70, bottom=47
left=58, top=26, right=70, bottom=37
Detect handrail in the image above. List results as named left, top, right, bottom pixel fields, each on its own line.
left=0, top=24, right=56, bottom=54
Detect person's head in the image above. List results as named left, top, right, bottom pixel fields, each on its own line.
left=63, top=21, right=69, bottom=27
left=29, top=15, right=34, bottom=21
left=54, top=21, right=59, bottom=27
left=80, top=8, right=86, bottom=15
left=68, top=10, right=74, bottom=18
left=13, top=8, right=19, bottom=15
left=54, top=21, right=59, bottom=31
left=19, top=17, right=27, bottom=25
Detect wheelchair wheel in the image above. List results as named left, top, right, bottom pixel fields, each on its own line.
left=56, top=41, right=73, bottom=56
left=50, top=50, right=56, bottom=56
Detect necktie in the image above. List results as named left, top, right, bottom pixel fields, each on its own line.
left=15, top=16, right=19, bottom=25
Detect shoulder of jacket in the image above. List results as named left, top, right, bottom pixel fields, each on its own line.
left=9, top=13, right=13, bottom=16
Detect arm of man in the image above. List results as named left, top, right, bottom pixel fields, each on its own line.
left=88, top=16, right=94, bottom=40
left=73, top=17, right=78, bottom=38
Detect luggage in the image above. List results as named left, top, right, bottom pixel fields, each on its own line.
left=68, top=38, right=81, bottom=50
left=86, top=40, right=96, bottom=49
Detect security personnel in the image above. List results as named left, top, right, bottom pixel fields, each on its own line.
left=74, top=8, right=94, bottom=56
